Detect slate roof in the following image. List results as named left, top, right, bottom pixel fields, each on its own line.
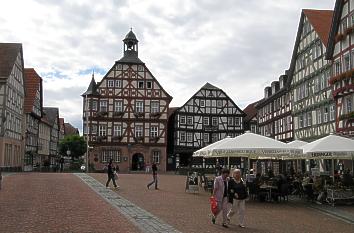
left=82, top=75, right=99, bottom=96
left=0, top=43, right=22, bottom=78
left=43, top=107, right=59, bottom=126
left=117, top=51, right=144, bottom=64
left=24, top=68, right=42, bottom=115
left=303, top=9, right=333, bottom=47
left=243, top=101, right=259, bottom=123
left=201, top=82, right=220, bottom=90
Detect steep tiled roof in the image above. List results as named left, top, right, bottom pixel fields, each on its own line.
left=59, top=118, right=65, bottom=132
left=0, top=43, right=22, bottom=78
left=24, top=68, right=42, bottom=115
left=243, top=101, right=259, bottom=122
left=43, top=107, right=59, bottom=126
left=64, top=123, right=79, bottom=136
left=303, top=9, right=333, bottom=47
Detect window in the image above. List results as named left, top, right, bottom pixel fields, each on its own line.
left=330, top=105, right=335, bottom=121
left=351, top=50, right=354, bottom=69
left=235, top=117, right=240, bottom=126
left=146, top=81, right=152, bottom=89
left=344, top=53, right=350, bottom=72
left=138, top=81, right=144, bottom=89
left=98, top=125, right=107, bottom=136
left=303, top=113, right=307, bottom=127
left=108, top=80, right=114, bottom=88
left=314, top=77, right=320, bottom=92
left=187, top=132, right=193, bottom=142
left=114, top=100, right=123, bottom=112
left=203, top=133, right=209, bottom=143
left=113, top=125, right=122, bottom=137
left=115, top=80, right=121, bottom=88
left=152, top=151, right=160, bottom=164
left=346, top=97, right=353, bottom=113
left=228, top=117, right=234, bottom=126
left=211, top=133, right=218, bottom=143
left=151, top=101, right=159, bottom=113
left=180, top=116, right=186, bottom=124
left=203, top=117, right=209, bottom=125
left=101, top=150, right=121, bottom=163
left=299, top=115, right=303, bottom=128
left=135, top=125, right=143, bottom=137
left=100, top=100, right=107, bottom=112
left=91, top=125, right=97, bottom=134
left=335, top=60, right=341, bottom=76
left=317, top=109, right=322, bottom=124
left=187, top=116, right=193, bottom=125
left=180, top=132, right=186, bottom=142
left=217, top=100, right=222, bottom=107
left=212, top=117, right=218, bottom=126
left=320, top=74, right=326, bottom=90
left=150, top=126, right=158, bottom=137
left=342, top=18, right=348, bottom=33
left=307, top=112, right=312, bottom=127
left=324, top=107, right=329, bottom=122
left=200, top=100, right=205, bottom=107
left=91, top=100, right=97, bottom=111
left=135, top=101, right=144, bottom=113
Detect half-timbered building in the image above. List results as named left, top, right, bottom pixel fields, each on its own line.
left=23, top=68, right=43, bottom=171
left=326, top=0, right=354, bottom=137
left=243, top=101, right=259, bottom=134
left=168, top=83, right=245, bottom=167
left=290, top=10, right=335, bottom=142
left=256, top=72, right=293, bottom=142
left=43, top=107, right=59, bottom=167
left=82, top=30, right=172, bottom=172
left=0, top=43, right=25, bottom=171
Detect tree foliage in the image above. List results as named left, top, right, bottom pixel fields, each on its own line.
left=59, top=135, right=87, bottom=160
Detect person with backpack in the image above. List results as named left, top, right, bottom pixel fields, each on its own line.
left=106, top=159, right=118, bottom=189
left=227, top=169, right=247, bottom=228
left=147, top=162, right=158, bottom=190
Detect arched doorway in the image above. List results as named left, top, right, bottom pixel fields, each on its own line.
left=132, top=153, right=144, bottom=171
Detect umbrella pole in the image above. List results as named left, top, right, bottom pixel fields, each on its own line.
left=332, top=158, right=335, bottom=183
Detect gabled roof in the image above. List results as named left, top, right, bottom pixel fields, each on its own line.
left=43, top=107, right=59, bottom=126
left=24, top=68, right=42, bottom=115
left=243, top=101, right=259, bottom=122
left=303, top=9, right=333, bottom=47
left=0, top=43, right=22, bottom=78
left=64, top=123, right=79, bottom=136
left=326, top=0, right=344, bottom=59
left=59, top=118, right=65, bottom=131
left=117, top=52, right=144, bottom=64
left=201, top=82, right=220, bottom=90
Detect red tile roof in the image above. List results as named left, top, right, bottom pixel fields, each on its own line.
left=303, top=9, right=333, bottom=47
left=0, top=43, right=22, bottom=78
left=243, top=101, right=259, bottom=123
left=24, top=68, right=42, bottom=115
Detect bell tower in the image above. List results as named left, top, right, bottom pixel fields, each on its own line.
left=123, top=28, right=139, bottom=58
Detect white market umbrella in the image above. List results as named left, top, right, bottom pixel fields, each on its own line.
left=193, top=136, right=233, bottom=157
left=283, top=140, right=309, bottom=160
left=208, top=132, right=302, bottom=159
left=301, top=134, right=354, bottom=160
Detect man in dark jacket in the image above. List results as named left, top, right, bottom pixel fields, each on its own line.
left=106, top=159, right=118, bottom=189
left=147, top=163, right=158, bottom=189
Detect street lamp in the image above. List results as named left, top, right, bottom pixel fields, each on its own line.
left=66, top=149, right=71, bottom=158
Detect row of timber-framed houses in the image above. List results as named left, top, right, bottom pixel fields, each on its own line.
left=0, top=43, right=78, bottom=171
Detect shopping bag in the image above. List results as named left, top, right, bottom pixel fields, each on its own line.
left=209, top=196, right=218, bottom=215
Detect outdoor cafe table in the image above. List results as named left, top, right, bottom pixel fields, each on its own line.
left=259, top=184, right=278, bottom=201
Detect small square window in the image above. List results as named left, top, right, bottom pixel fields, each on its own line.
left=115, top=80, right=121, bottom=88
left=108, top=80, right=114, bottom=88
left=180, top=116, right=186, bottom=124
left=147, top=81, right=152, bottom=89
left=200, top=100, right=205, bottom=107
left=138, top=81, right=144, bottom=89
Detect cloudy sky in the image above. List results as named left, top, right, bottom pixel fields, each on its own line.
left=0, top=0, right=335, bottom=132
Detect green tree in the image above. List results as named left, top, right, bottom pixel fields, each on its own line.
left=59, top=135, right=87, bottom=160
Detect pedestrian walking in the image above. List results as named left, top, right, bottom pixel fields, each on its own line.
left=227, top=169, right=247, bottom=228
left=0, top=169, right=2, bottom=190
left=147, top=162, right=158, bottom=190
left=105, top=159, right=118, bottom=189
left=211, top=168, right=230, bottom=228
left=59, top=157, right=64, bottom=172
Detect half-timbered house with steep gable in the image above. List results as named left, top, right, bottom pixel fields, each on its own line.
left=243, top=101, right=259, bottom=134
left=290, top=9, right=335, bottom=142
left=0, top=43, right=25, bottom=171
left=82, top=30, right=172, bottom=172
left=256, top=72, right=293, bottom=142
left=168, top=83, right=245, bottom=167
left=23, top=68, right=43, bottom=171
left=326, top=0, right=354, bottom=137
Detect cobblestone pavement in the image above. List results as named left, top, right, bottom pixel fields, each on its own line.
left=76, top=173, right=181, bottom=233
left=0, top=173, right=140, bottom=233
left=91, top=173, right=354, bottom=233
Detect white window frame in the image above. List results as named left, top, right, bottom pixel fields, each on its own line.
left=115, top=100, right=123, bottom=112
left=187, top=132, right=193, bottom=142
left=317, top=109, right=322, bottom=124
left=152, top=151, right=160, bottom=164
left=235, top=117, right=240, bottom=126
left=135, top=125, right=143, bottom=137
left=203, top=133, right=209, bottom=143
left=150, top=126, right=158, bottom=138
left=343, top=53, right=350, bottom=72
left=151, top=101, right=159, bottom=113
left=330, top=105, right=335, bottom=121
left=113, top=125, right=122, bottom=137
left=100, top=100, right=107, bottom=112
left=187, top=116, right=193, bottom=125
left=200, top=99, right=205, bottom=107
left=115, top=80, right=122, bottom=88
left=212, top=117, right=218, bottom=126
left=98, top=125, right=107, bottom=136
left=180, top=116, right=186, bottom=124
left=228, top=117, right=234, bottom=126
left=203, top=117, right=209, bottom=126
left=324, top=107, right=329, bottom=123
left=180, top=132, right=186, bottom=142
left=135, top=101, right=144, bottom=113
left=108, top=80, right=114, bottom=88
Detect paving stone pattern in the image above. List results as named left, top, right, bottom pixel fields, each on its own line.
left=76, top=173, right=182, bottom=233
